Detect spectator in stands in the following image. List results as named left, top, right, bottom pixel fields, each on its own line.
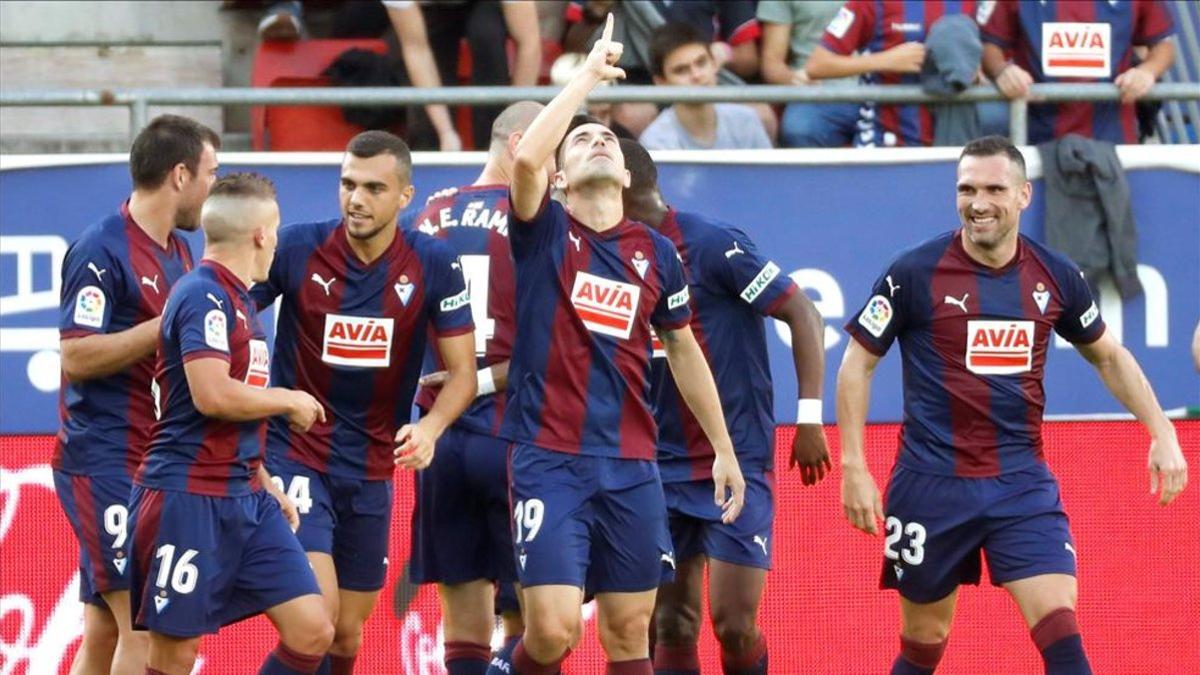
left=758, top=0, right=861, bottom=147
left=562, top=0, right=763, bottom=137
left=640, top=22, right=772, bottom=151
left=549, top=53, right=637, bottom=139
left=806, top=1, right=982, bottom=147
left=384, top=0, right=541, bottom=150
left=979, top=0, right=1176, bottom=145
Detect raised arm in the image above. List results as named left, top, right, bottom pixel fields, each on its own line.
left=836, top=338, right=884, bottom=535
left=1074, top=330, right=1187, bottom=505
left=770, top=291, right=831, bottom=484
left=60, top=319, right=160, bottom=382
left=511, top=13, right=625, bottom=219
left=660, top=324, right=746, bottom=523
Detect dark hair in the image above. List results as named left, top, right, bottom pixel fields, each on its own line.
left=555, top=113, right=607, bottom=167
left=619, top=138, right=657, bottom=193
left=960, top=135, right=1027, bottom=180
left=129, top=114, right=220, bottom=190
left=650, top=21, right=709, bottom=78
left=208, top=172, right=277, bottom=200
left=346, top=130, right=413, bottom=184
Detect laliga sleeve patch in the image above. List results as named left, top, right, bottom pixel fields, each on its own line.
left=857, top=295, right=892, bottom=338
left=1079, top=302, right=1099, bottom=329
left=73, top=285, right=106, bottom=328
left=204, top=309, right=229, bottom=352
left=827, top=6, right=855, bottom=39
left=439, top=289, right=470, bottom=312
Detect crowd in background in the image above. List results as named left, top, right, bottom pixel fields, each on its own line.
left=241, top=0, right=1184, bottom=150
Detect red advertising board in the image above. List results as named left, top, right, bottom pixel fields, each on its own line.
left=2, top=422, right=1197, bottom=673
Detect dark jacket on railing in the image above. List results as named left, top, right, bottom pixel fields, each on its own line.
left=921, top=14, right=981, bottom=146
left=1038, top=134, right=1143, bottom=299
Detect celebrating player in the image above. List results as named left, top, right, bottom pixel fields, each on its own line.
left=250, top=131, right=477, bottom=673
left=838, top=136, right=1188, bottom=675
left=128, top=173, right=332, bottom=675
left=409, top=101, right=547, bottom=675
left=54, top=114, right=217, bottom=674
left=489, top=15, right=745, bottom=675
left=620, top=138, right=830, bottom=675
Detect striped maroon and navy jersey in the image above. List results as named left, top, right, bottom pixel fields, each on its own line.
left=845, top=230, right=1106, bottom=478
left=412, top=185, right=515, bottom=435
left=55, top=202, right=194, bottom=477
left=500, top=192, right=692, bottom=460
left=651, top=209, right=799, bottom=483
left=250, top=220, right=473, bottom=480
left=822, top=0, right=978, bottom=147
left=139, top=260, right=270, bottom=497
left=979, top=0, right=1174, bottom=144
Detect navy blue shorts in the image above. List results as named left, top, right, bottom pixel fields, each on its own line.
left=128, top=486, right=320, bottom=637
left=53, top=470, right=133, bottom=605
left=881, top=464, right=1077, bottom=603
left=495, top=581, right=521, bottom=615
left=267, top=454, right=393, bottom=592
left=410, top=425, right=516, bottom=586
left=508, top=444, right=674, bottom=593
left=665, top=471, right=775, bottom=570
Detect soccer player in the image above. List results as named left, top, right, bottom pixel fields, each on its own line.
left=409, top=100, right=547, bottom=675
left=619, top=138, right=831, bottom=675
left=54, top=114, right=217, bottom=675
left=838, top=136, right=1188, bottom=675
left=490, top=15, right=746, bottom=675
left=250, top=131, right=477, bottom=673
left=128, top=173, right=332, bottom=675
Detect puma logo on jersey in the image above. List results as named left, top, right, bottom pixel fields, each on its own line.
left=965, top=320, right=1034, bottom=375
left=943, top=292, right=969, bottom=313
left=206, top=293, right=224, bottom=310
left=724, top=241, right=745, bottom=258
left=886, top=275, right=901, bottom=297
left=141, top=275, right=160, bottom=293
left=753, top=535, right=769, bottom=556
left=570, top=272, right=641, bottom=340
left=87, top=262, right=108, bottom=281
left=660, top=552, right=676, bottom=570
left=568, top=231, right=581, bottom=252
left=311, top=273, right=336, bottom=296
left=235, top=309, right=248, bottom=328
left=321, top=314, right=395, bottom=367
left=1064, top=542, right=1077, bottom=558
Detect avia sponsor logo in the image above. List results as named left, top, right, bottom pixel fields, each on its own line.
left=741, top=261, right=781, bottom=303
left=570, top=271, right=641, bottom=340
left=245, top=339, right=270, bottom=388
left=321, top=314, right=394, bottom=367
left=965, top=320, right=1035, bottom=375
left=1041, top=22, right=1111, bottom=78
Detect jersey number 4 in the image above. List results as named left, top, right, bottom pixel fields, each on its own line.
left=460, top=255, right=496, bottom=357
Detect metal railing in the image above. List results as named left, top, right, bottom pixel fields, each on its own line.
left=2, top=82, right=1198, bottom=145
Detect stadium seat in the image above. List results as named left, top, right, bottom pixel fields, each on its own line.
left=251, top=39, right=389, bottom=150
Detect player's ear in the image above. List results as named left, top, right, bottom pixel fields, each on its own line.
left=621, top=168, right=631, bottom=189
left=507, top=131, right=523, bottom=157
left=1018, top=180, right=1033, bottom=210
left=552, top=169, right=568, bottom=190
left=398, top=184, right=416, bottom=208
left=172, top=163, right=188, bottom=191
